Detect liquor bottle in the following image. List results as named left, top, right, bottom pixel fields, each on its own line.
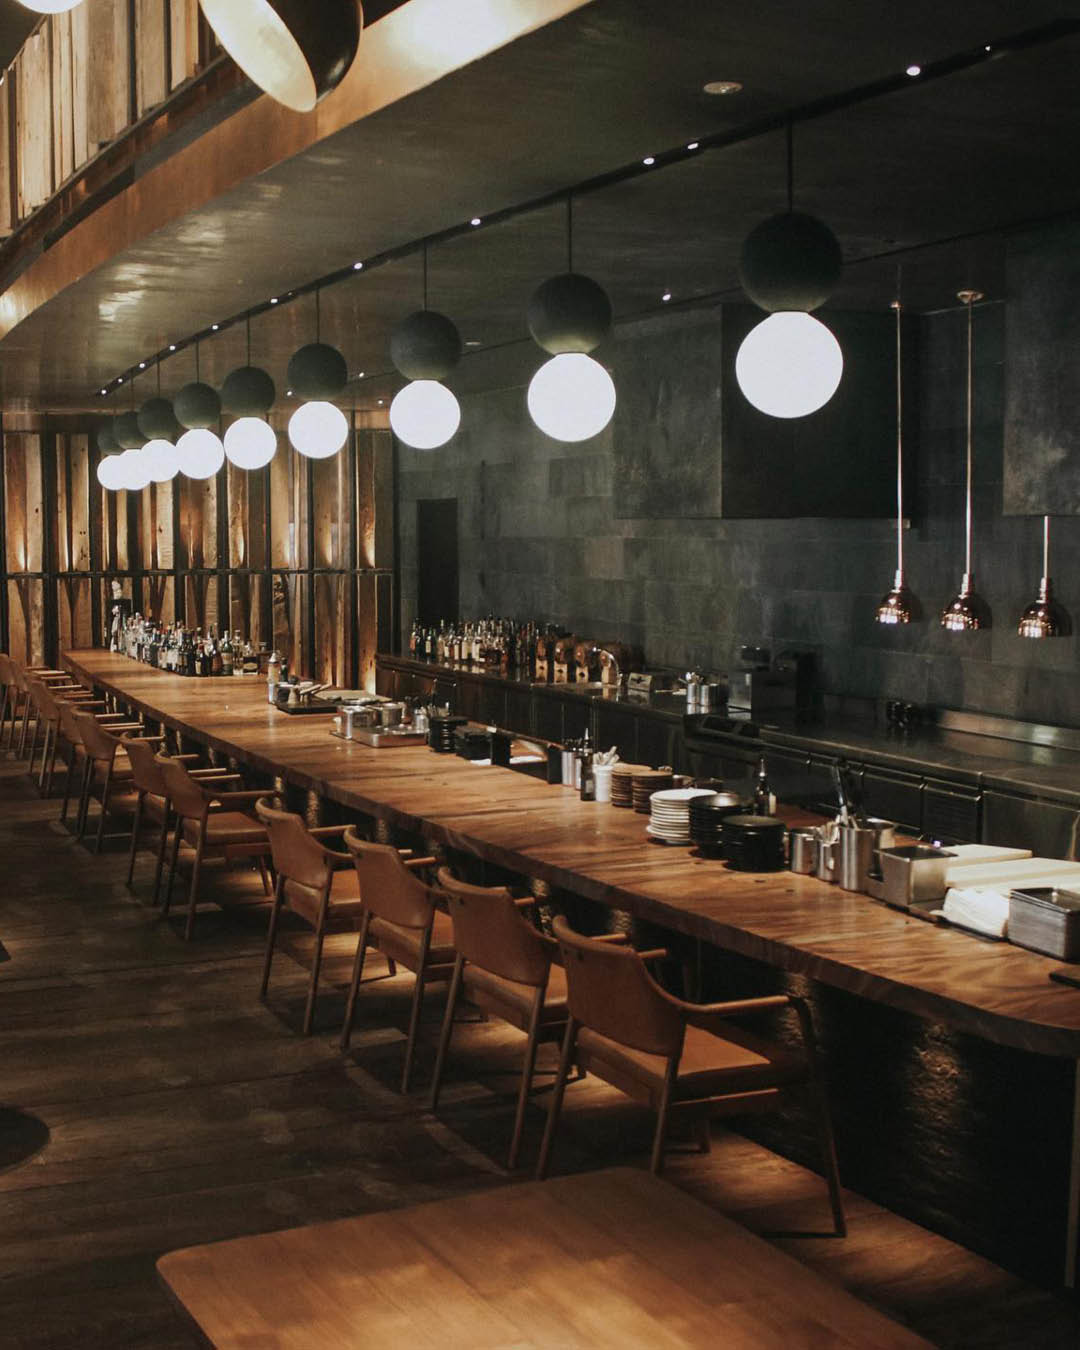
left=220, top=631, right=234, bottom=678
left=753, top=755, right=774, bottom=817
left=242, top=639, right=258, bottom=674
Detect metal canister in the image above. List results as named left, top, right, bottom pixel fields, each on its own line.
left=789, top=828, right=818, bottom=874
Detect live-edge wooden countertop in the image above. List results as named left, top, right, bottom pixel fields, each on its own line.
left=65, top=650, right=1080, bottom=1059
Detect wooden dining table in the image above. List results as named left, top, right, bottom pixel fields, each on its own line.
left=156, top=1166, right=933, bottom=1349
left=64, top=651, right=1080, bottom=1285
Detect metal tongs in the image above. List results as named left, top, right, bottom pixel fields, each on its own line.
left=831, top=760, right=862, bottom=827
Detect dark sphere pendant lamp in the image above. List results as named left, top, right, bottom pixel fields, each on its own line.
left=198, top=0, right=363, bottom=113
left=223, top=315, right=279, bottom=470
left=175, top=341, right=225, bottom=479
left=139, top=361, right=182, bottom=484
left=389, top=246, right=463, bottom=451
left=735, top=118, right=844, bottom=420
left=1017, top=516, right=1071, bottom=638
left=526, top=196, right=617, bottom=443
left=941, top=290, right=991, bottom=632
left=287, top=289, right=350, bottom=459
left=875, top=295, right=920, bottom=625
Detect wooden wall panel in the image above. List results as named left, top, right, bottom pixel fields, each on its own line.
left=135, top=0, right=167, bottom=117
left=16, top=30, right=53, bottom=217
left=70, top=2, right=89, bottom=169
left=68, top=434, right=91, bottom=571
left=3, top=432, right=43, bottom=574
left=270, top=443, right=304, bottom=569
left=0, top=78, right=13, bottom=236
left=58, top=576, right=93, bottom=653
left=86, top=0, right=131, bottom=150
left=50, top=13, right=75, bottom=187
left=7, top=579, right=45, bottom=666
left=169, top=0, right=201, bottom=89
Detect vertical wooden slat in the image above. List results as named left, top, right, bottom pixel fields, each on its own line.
left=0, top=74, right=13, bottom=236
left=41, top=425, right=59, bottom=666
left=70, top=2, right=89, bottom=169
left=16, top=31, right=53, bottom=216
left=169, top=0, right=200, bottom=88
left=135, top=0, right=167, bottom=116
left=50, top=13, right=75, bottom=186
left=86, top=0, right=131, bottom=149
left=0, top=414, right=7, bottom=653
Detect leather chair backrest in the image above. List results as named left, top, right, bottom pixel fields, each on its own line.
left=437, top=867, right=550, bottom=987
left=56, top=697, right=85, bottom=746
left=255, top=798, right=333, bottom=896
left=343, top=829, right=434, bottom=930
left=124, top=735, right=167, bottom=796
left=0, top=654, right=12, bottom=686
left=553, top=916, right=684, bottom=1058
left=27, top=677, right=59, bottom=721
left=157, top=753, right=210, bottom=819
left=74, top=708, right=120, bottom=762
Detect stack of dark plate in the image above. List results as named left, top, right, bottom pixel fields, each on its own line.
left=688, top=792, right=750, bottom=857
left=428, top=714, right=467, bottom=753
left=454, top=727, right=492, bottom=760
left=632, top=770, right=673, bottom=813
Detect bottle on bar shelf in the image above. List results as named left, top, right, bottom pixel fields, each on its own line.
left=113, top=613, right=268, bottom=678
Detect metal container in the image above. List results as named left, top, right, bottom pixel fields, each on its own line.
left=815, top=833, right=838, bottom=883
left=789, top=828, right=818, bottom=874
left=374, top=701, right=405, bottom=729
left=878, top=844, right=956, bottom=909
left=837, top=818, right=897, bottom=893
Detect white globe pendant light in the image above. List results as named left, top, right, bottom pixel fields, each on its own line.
left=389, top=380, right=461, bottom=451
left=734, top=312, right=843, bottom=419
left=117, top=448, right=152, bottom=493
left=142, top=438, right=181, bottom=483
left=15, top=0, right=84, bottom=12
left=527, top=353, right=616, bottom=443
left=288, top=401, right=349, bottom=458
left=96, top=454, right=125, bottom=492
left=225, top=417, right=278, bottom=469
left=178, top=427, right=226, bottom=479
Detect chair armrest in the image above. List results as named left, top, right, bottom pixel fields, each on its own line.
left=674, top=993, right=795, bottom=1021
left=403, top=855, right=438, bottom=870
left=208, top=790, right=266, bottom=807
left=124, top=735, right=165, bottom=743
left=591, top=932, right=631, bottom=945
left=636, top=947, right=668, bottom=963
left=173, top=754, right=203, bottom=763
left=311, top=825, right=348, bottom=838
left=513, top=896, right=534, bottom=910
left=101, top=721, right=143, bottom=732
left=191, top=770, right=241, bottom=782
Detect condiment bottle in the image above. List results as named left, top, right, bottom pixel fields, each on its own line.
left=579, top=750, right=596, bottom=802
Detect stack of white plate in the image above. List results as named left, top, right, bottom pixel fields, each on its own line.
left=647, top=787, right=714, bottom=844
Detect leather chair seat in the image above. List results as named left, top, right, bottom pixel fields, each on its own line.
left=183, top=811, right=269, bottom=848
left=465, top=960, right=568, bottom=1032
left=143, top=792, right=168, bottom=824
left=283, top=869, right=366, bottom=928
left=368, top=908, right=456, bottom=973
left=91, top=755, right=132, bottom=785
left=576, top=1020, right=807, bottom=1108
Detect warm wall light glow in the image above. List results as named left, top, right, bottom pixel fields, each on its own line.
left=389, top=381, right=461, bottom=450
left=527, top=353, right=616, bottom=442
left=735, top=312, right=843, bottom=418
left=288, top=401, right=348, bottom=458
left=225, top=417, right=278, bottom=469
left=178, top=428, right=225, bottom=479
left=142, top=438, right=181, bottom=483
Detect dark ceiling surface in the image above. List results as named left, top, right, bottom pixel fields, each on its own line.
left=0, top=0, right=35, bottom=72
left=1, top=0, right=1079, bottom=413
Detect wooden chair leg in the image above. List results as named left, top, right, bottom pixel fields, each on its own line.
left=60, top=746, right=76, bottom=822
left=27, top=712, right=41, bottom=774
left=94, top=762, right=114, bottom=854
left=36, top=722, right=51, bottom=787
left=401, top=929, right=434, bottom=1094
left=260, top=875, right=285, bottom=1001
left=18, top=699, right=32, bottom=756
left=387, top=958, right=397, bottom=976
left=163, top=821, right=183, bottom=915
left=126, top=792, right=144, bottom=887
left=302, top=916, right=328, bottom=1037
left=184, top=822, right=207, bottom=941
left=0, top=686, right=7, bottom=744
left=536, top=1017, right=578, bottom=1181
left=508, top=989, right=546, bottom=1172
left=429, top=954, right=464, bottom=1113
left=152, top=811, right=171, bottom=904
left=76, top=757, right=94, bottom=840
left=340, top=911, right=371, bottom=1052
left=649, top=1060, right=679, bottom=1177
left=44, top=724, right=59, bottom=793
left=809, top=1080, right=847, bottom=1237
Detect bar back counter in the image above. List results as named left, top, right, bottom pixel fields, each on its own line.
left=67, top=650, right=1080, bottom=1291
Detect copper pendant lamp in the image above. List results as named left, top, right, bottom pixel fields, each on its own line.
left=1017, top=516, right=1070, bottom=638
left=199, top=0, right=363, bottom=113
left=875, top=295, right=919, bottom=624
left=941, top=290, right=991, bottom=632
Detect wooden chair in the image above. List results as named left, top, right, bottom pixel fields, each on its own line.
left=72, top=708, right=145, bottom=851
left=0, top=654, right=19, bottom=749
left=158, top=754, right=272, bottom=941
left=429, top=868, right=570, bottom=1170
left=254, top=799, right=373, bottom=1036
left=10, top=658, right=72, bottom=756
left=55, top=696, right=138, bottom=827
left=340, top=829, right=450, bottom=1091
left=25, top=676, right=100, bottom=792
left=535, top=916, right=847, bottom=1236
left=122, top=735, right=238, bottom=902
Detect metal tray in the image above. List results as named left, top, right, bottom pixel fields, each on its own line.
left=334, top=726, right=428, bottom=748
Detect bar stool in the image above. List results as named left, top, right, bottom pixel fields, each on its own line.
left=55, top=697, right=138, bottom=827
left=0, top=655, right=18, bottom=748
left=122, top=735, right=239, bottom=902
left=340, top=830, right=450, bottom=1091
left=254, top=799, right=369, bottom=1036
left=25, top=676, right=99, bottom=791
left=10, top=658, right=71, bottom=757
left=535, top=916, right=847, bottom=1237
left=158, top=755, right=272, bottom=941
left=429, top=868, right=571, bottom=1170
left=72, top=709, right=143, bottom=851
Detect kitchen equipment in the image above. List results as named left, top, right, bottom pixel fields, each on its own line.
left=346, top=726, right=429, bottom=748
left=721, top=814, right=786, bottom=872
left=837, top=818, right=897, bottom=893
left=815, top=832, right=838, bottom=883
left=455, top=727, right=492, bottom=760
left=789, top=828, right=818, bottom=874
left=632, top=769, right=674, bottom=813
left=374, top=701, right=405, bottom=728
left=1009, top=887, right=1080, bottom=960
left=878, top=844, right=956, bottom=909
left=594, top=763, right=613, bottom=803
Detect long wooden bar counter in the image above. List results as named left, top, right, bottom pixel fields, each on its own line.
left=63, top=651, right=1080, bottom=1286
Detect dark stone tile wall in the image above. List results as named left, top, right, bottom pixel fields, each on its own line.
left=398, top=285, right=1080, bottom=727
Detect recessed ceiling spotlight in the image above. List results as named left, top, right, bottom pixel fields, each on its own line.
left=905, top=63, right=922, bottom=77
left=212, top=323, right=219, bottom=331
left=270, top=297, right=279, bottom=304
left=984, top=44, right=992, bottom=52
left=465, top=340, right=482, bottom=347
left=353, top=261, right=364, bottom=270
left=642, top=155, right=655, bottom=166
left=378, top=398, right=384, bottom=405
left=686, top=141, right=699, bottom=151
left=661, top=291, right=672, bottom=303
left=169, top=344, right=176, bottom=351
left=286, top=389, right=293, bottom=397
left=357, top=370, right=365, bottom=378
left=139, top=361, right=146, bottom=369
left=703, top=79, right=742, bottom=96
left=118, top=376, right=124, bottom=384
left=470, top=217, right=482, bottom=227
left=100, top=388, right=107, bottom=395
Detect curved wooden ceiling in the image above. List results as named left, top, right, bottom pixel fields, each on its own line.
left=0, top=0, right=1078, bottom=415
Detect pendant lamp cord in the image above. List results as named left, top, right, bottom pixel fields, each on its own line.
left=422, top=243, right=428, bottom=310
left=1043, top=513, right=1051, bottom=578
left=892, top=294, right=903, bottom=573
left=567, top=194, right=574, bottom=272
left=786, top=115, right=794, bottom=212
left=315, top=289, right=321, bottom=343
left=964, top=295, right=974, bottom=576
left=156, top=357, right=161, bottom=396
left=246, top=314, right=252, bottom=366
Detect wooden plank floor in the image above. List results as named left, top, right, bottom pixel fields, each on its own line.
left=1, top=751, right=1079, bottom=1349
